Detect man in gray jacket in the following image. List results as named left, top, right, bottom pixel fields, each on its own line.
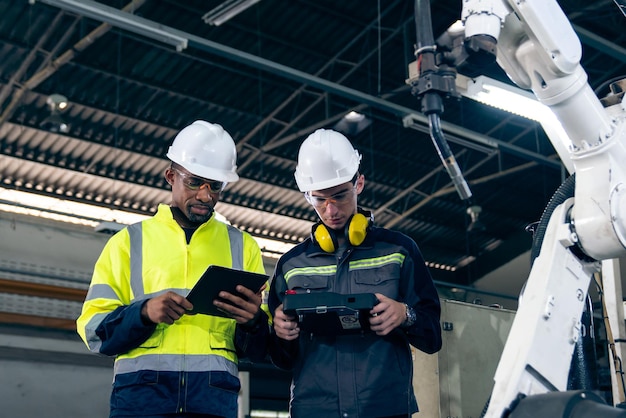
left=268, top=129, right=442, bottom=418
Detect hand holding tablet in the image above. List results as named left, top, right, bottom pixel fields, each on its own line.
left=186, top=265, right=268, bottom=317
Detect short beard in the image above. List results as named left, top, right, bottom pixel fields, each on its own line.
left=185, top=208, right=213, bottom=225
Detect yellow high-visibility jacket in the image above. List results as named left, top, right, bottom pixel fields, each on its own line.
left=76, top=204, right=268, bottom=417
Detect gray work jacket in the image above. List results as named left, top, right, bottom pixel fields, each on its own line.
left=268, top=226, right=442, bottom=418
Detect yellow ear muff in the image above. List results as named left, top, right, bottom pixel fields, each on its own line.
left=347, top=212, right=370, bottom=247
left=311, top=209, right=372, bottom=252
left=312, top=223, right=337, bottom=253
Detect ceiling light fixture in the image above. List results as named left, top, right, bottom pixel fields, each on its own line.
left=455, top=74, right=574, bottom=174
left=202, top=0, right=261, bottom=26
left=41, top=93, right=70, bottom=134
left=466, top=204, right=486, bottom=233
left=332, top=111, right=372, bottom=136
left=456, top=75, right=544, bottom=122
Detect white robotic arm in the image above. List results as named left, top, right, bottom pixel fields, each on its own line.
left=458, top=0, right=626, bottom=416
left=464, top=0, right=626, bottom=259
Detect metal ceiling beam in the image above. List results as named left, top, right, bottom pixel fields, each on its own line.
left=0, top=11, right=63, bottom=111
left=381, top=116, right=548, bottom=231
left=38, top=0, right=562, bottom=170
left=573, top=24, right=626, bottom=64
left=1, top=0, right=147, bottom=126
left=32, top=0, right=185, bottom=50
left=237, top=0, right=406, bottom=151
left=239, top=11, right=410, bottom=173
left=383, top=123, right=550, bottom=231
left=0, top=11, right=69, bottom=125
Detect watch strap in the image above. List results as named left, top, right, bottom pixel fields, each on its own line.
left=402, top=303, right=416, bottom=327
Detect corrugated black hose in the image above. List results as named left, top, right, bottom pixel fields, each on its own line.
left=413, top=0, right=472, bottom=201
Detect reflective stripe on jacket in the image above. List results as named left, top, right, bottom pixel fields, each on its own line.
left=76, top=204, right=267, bottom=417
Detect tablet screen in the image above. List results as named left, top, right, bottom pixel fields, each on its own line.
left=283, top=292, right=378, bottom=335
left=186, top=265, right=268, bottom=317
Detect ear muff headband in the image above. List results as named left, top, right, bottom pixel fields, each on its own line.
left=311, top=209, right=373, bottom=252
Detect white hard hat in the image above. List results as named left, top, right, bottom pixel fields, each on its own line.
left=166, top=120, right=239, bottom=183
left=294, top=129, right=361, bottom=192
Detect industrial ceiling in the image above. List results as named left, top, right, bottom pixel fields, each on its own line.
left=0, top=0, right=625, bottom=288
left=1, top=0, right=626, bottom=413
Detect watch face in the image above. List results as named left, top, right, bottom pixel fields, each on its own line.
left=404, top=304, right=417, bottom=326
left=403, top=303, right=416, bottom=327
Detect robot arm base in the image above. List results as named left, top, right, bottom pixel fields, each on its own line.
left=508, top=390, right=626, bottom=418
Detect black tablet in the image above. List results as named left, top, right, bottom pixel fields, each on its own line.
left=283, top=292, right=378, bottom=335
left=186, top=265, right=268, bottom=317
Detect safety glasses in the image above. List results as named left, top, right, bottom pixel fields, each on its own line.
left=305, top=186, right=356, bottom=208
left=172, top=167, right=226, bottom=194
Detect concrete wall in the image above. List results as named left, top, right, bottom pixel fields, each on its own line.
left=0, top=325, right=113, bottom=418
left=0, top=213, right=108, bottom=286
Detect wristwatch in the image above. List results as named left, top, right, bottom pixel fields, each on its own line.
left=402, top=303, right=416, bottom=328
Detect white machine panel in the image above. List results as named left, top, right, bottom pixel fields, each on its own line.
left=413, top=299, right=516, bottom=418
